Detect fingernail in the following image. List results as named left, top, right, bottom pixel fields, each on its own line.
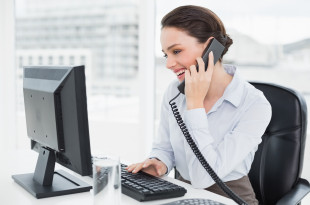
left=142, top=163, right=146, bottom=168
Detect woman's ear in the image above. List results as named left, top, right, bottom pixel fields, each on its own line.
left=203, top=37, right=214, bottom=50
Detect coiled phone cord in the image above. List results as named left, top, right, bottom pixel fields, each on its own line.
left=169, top=92, right=248, bottom=205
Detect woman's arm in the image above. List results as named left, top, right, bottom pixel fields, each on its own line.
left=183, top=98, right=272, bottom=188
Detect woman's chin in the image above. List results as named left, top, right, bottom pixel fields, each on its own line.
left=177, top=73, right=185, bottom=82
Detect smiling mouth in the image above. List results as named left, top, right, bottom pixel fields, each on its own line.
left=176, top=69, right=185, bottom=76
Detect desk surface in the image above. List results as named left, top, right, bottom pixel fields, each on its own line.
left=1, top=149, right=236, bottom=205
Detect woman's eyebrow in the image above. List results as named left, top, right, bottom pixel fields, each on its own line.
left=162, top=43, right=181, bottom=53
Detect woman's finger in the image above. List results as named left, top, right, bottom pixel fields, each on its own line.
left=126, top=163, right=137, bottom=172
left=206, top=51, right=214, bottom=74
left=189, top=64, right=197, bottom=77
left=132, top=163, right=144, bottom=174
left=205, top=51, right=214, bottom=81
left=196, top=57, right=205, bottom=73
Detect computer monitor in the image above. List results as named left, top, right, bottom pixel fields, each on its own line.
left=12, top=65, right=92, bottom=198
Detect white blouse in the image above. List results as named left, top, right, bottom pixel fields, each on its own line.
left=150, top=65, right=272, bottom=188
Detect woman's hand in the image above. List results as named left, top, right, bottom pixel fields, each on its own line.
left=126, top=158, right=167, bottom=177
left=185, top=51, right=214, bottom=110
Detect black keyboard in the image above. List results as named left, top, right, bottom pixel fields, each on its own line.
left=162, top=198, right=226, bottom=205
left=121, top=164, right=187, bottom=201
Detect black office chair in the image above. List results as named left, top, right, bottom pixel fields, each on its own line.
left=248, top=82, right=310, bottom=205
left=174, top=82, right=310, bottom=205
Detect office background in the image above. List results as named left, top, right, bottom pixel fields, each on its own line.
left=1, top=0, right=310, bottom=203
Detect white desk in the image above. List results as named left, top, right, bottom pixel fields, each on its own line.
left=1, top=149, right=236, bottom=205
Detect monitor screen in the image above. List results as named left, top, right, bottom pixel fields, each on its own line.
left=12, top=65, right=92, bottom=198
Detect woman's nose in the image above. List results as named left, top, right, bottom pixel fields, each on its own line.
left=166, top=56, right=176, bottom=69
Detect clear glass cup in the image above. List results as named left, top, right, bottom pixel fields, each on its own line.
left=92, top=156, right=121, bottom=205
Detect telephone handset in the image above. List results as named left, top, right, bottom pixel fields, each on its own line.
left=170, top=38, right=248, bottom=205
left=177, top=38, right=225, bottom=94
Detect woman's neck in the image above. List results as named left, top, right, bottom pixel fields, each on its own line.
left=204, top=63, right=233, bottom=102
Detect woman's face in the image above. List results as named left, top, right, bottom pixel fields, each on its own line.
left=161, top=27, right=206, bottom=82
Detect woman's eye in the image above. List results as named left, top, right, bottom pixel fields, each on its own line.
left=163, top=50, right=180, bottom=58
left=173, top=50, right=181, bottom=55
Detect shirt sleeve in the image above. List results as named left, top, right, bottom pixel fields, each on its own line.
left=149, top=87, right=176, bottom=175
left=183, top=99, right=272, bottom=188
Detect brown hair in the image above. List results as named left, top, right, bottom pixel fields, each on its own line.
left=161, top=5, right=233, bottom=59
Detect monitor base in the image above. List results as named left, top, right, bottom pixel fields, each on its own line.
left=12, top=169, right=92, bottom=199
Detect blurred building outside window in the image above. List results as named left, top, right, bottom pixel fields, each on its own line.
left=14, top=0, right=143, bottom=161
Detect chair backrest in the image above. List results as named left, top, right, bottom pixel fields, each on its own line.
left=249, top=82, right=308, bottom=204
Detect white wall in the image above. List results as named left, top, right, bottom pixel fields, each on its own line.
left=0, top=0, right=16, bottom=151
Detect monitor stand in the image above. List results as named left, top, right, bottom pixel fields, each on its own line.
left=12, top=147, right=92, bottom=199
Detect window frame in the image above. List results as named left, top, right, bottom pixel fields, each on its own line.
left=0, top=0, right=16, bottom=151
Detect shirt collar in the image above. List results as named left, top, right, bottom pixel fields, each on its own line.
left=221, top=65, right=244, bottom=107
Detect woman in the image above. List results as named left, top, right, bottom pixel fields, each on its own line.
left=126, top=5, right=271, bottom=204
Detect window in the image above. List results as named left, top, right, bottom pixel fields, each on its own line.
left=14, top=0, right=146, bottom=162
left=80, top=55, right=86, bottom=65
left=18, top=56, right=23, bottom=68
left=28, top=56, right=33, bottom=65
left=69, top=56, right=74, bottom=65
left=59, top=56, right=64, bottom=65
left=48, top=56, right=53, bottom=65
left=38, top=56, right=43, bottom=65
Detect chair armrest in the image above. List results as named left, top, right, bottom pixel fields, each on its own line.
left=276, top=178, right=310, bottom=205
